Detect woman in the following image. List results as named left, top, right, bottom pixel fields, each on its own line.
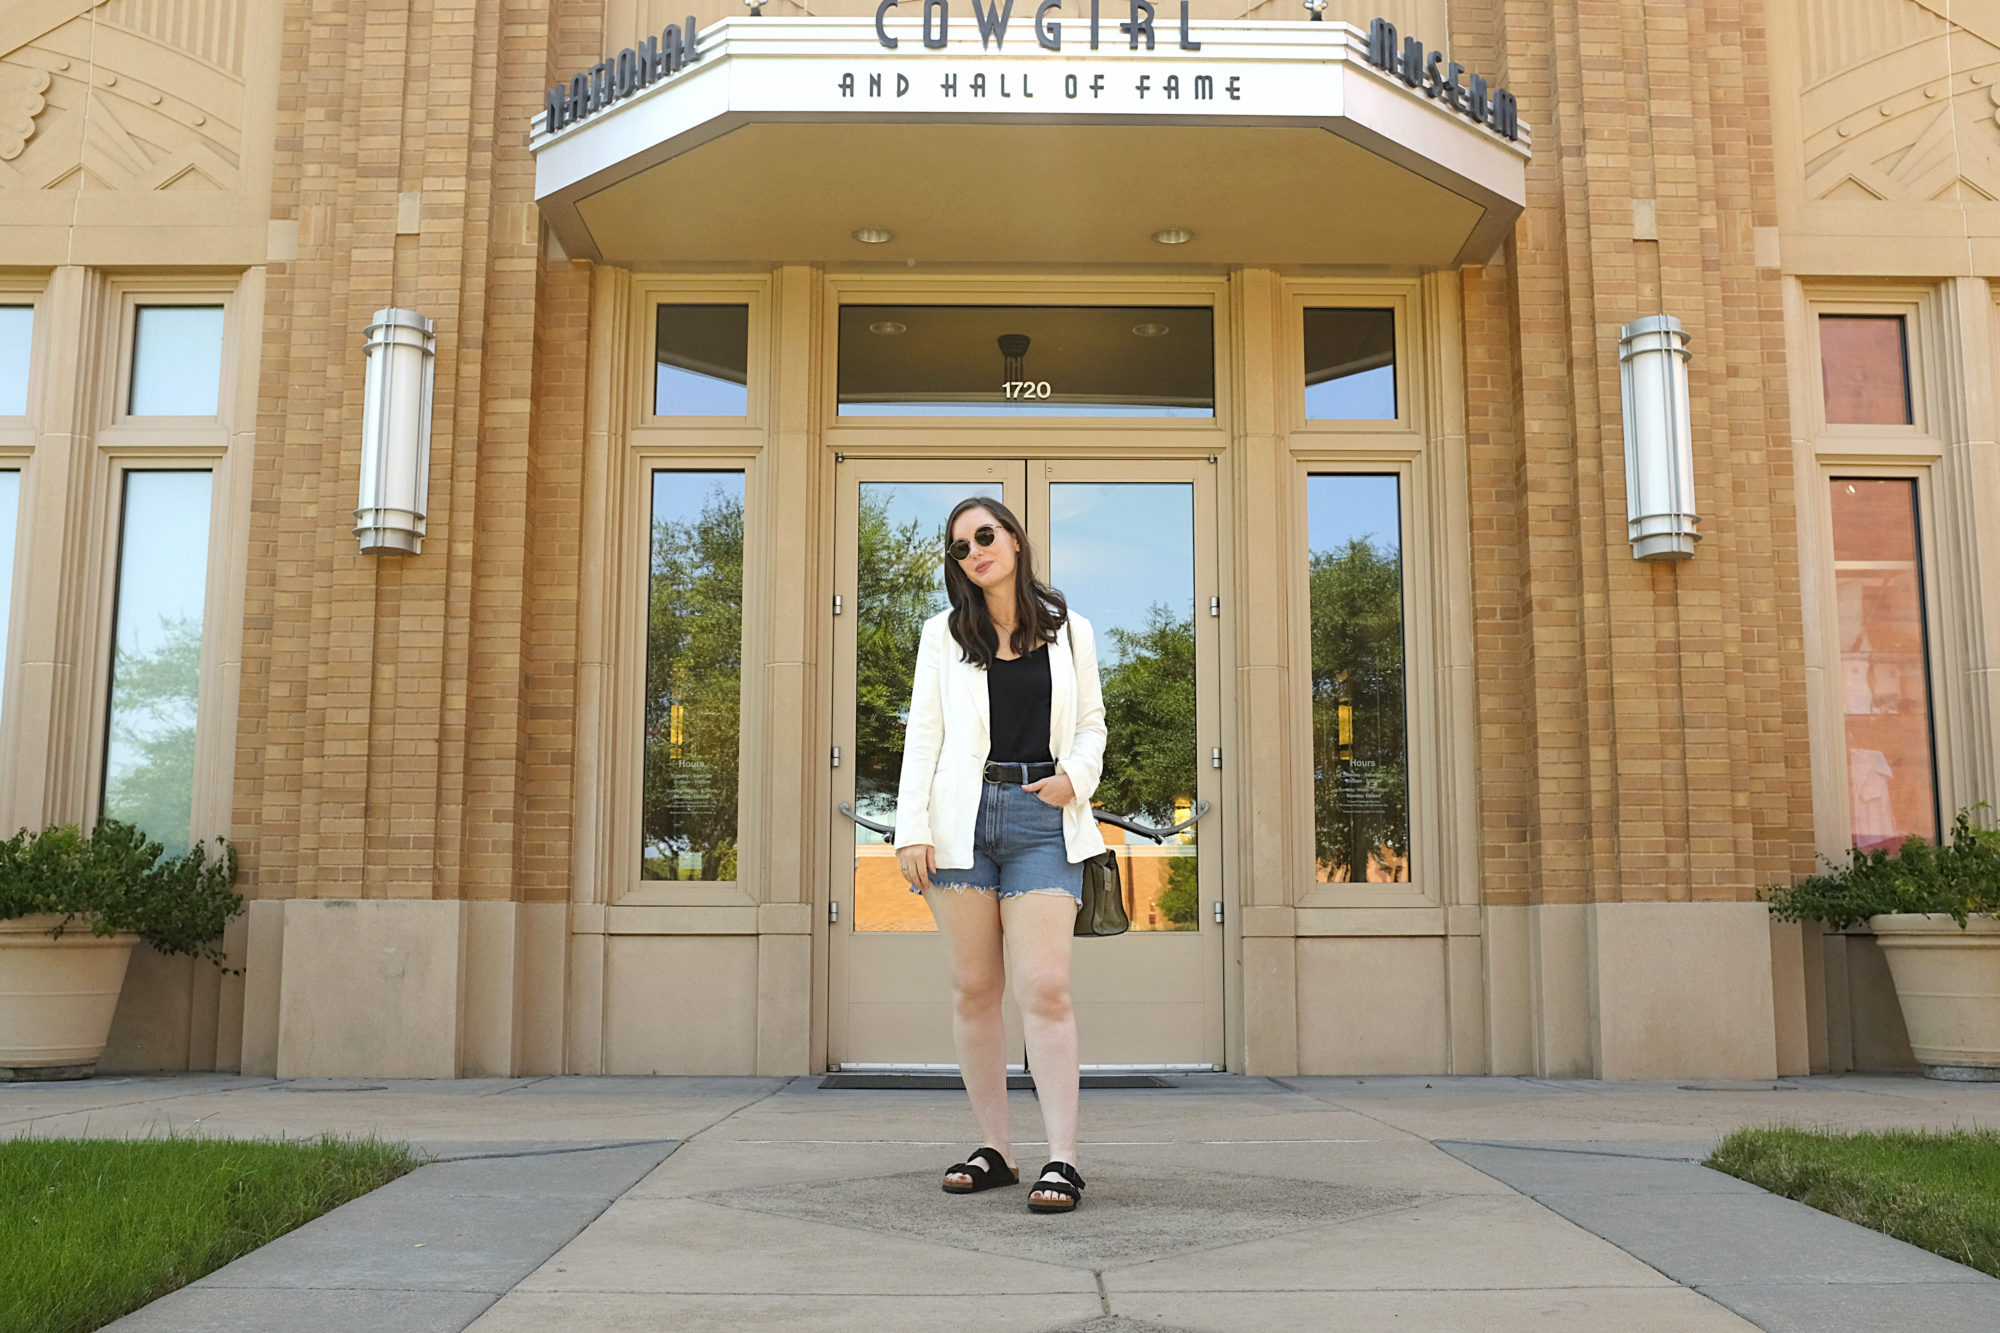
left=893, top=495, right=1108, bottom=1215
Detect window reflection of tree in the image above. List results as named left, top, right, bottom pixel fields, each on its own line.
left=104, top=614, right=202, bottom=857
left=643, top=486, right=743, bottom=881
left=1095, top=606, right=1200, bottom=931
left=854, top=492, right=951, bottom=826
left=1310, top=538, right=1410, bottom=882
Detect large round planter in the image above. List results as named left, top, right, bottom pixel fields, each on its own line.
left=1870, top=913, right=2000, bottom=1081
left=0, top=914, right=139, bottom=1081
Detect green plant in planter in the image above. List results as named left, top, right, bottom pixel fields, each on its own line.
left=0, top=820, right=243, bottom=972
left=1765, top=805, right=2000, bottom=931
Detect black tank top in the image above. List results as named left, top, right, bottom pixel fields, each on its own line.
left=987, top=643, right=1054, bottom=763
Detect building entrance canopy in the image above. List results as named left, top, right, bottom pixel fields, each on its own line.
left=530, top=17, right=1530, bottom=268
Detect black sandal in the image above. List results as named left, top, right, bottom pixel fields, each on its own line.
left=942, top=1146, right=1019, bottom=1194
left=1027, top=1160, right=1086, bottom=1213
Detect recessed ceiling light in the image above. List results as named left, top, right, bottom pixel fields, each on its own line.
left=1132, top=322, right=1171, bottom=338
left=1152, top=227, right=1194, bottom=245
left=852, top=227, right=895, bottom=244
left=868, top=320, right=908, bottom=336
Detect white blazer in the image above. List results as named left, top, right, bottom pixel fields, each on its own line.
left=893, top=608, right=1110, bottom=868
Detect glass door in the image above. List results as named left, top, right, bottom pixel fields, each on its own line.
left=828, top=455, right=1225, bottom=1070
left=829, top=460, right=1030, bottom=1066
left=1031, top=459, right=1224, bottom=1068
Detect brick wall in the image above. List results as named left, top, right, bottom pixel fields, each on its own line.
left=1460, top=0, right=1814, bottom=910
left=236, top=1, right=596, bottom=905
left=236, top=0, right=1817, bottom=916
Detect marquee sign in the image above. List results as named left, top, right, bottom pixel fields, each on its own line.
left=543, top=12, right=1520, bottom=142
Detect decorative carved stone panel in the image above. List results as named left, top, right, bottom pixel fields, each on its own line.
left=1801, top=0, right=2000, bottom=204
left=0, top=0, right=274, bottom=264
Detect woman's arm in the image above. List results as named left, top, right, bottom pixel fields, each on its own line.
left=1057, top=615, right=1107, bottom=804
left=892, top=617, right=945, bottom=850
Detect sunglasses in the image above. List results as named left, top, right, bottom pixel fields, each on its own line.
left=946, top=524, right=1003, bottom=563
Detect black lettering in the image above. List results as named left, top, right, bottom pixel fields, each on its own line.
left=1444, top=61, right=1465, bottom=111
left=1035, top=0, right=1062, bottom=50
left=637, top=36, right=659, bottom=84
left=1400, top=36, right=1423, bottom=87
left=1493, top=87, right=1518, bottom=140
left=1022, top=73, right=1033, bottom=97
left=544, top=86, right=566, bottom=133
left=876, top=0, right=900, bottom=48
left=924, top=0, right=949, bottom=47
left=1065, top=72, right=1078, bottom=97
left=941, top=71, right=958, bottom=95
left=683, top=16, right=700, bottom=62
left=869, top=72, right=882, bottom=96
left=840, top=73, right=856, bottom=97
left=662, top=24, right=684, bottom=73
left=970, top=0, right=1014, bottom=48
left=1467, top=72, right=1489, bottom=124
left=1090, top=72, right=1104, bottom=97
left=1178, top=0, right=1199, bottom=50
left=1000, top=72, right=1010, bottom=96
left=1366, top=18, right=1396, bottom=71
left=897, top=72, right=911, bottom=96
left=1163, top=73, right=1178, bottom=99
left=1120, top=0, right=1154, bottom=49
left=1194, top=73, right=1212, bottom=100
left=591, top=61, right=611, bottom=111
left=1424, top=49, right=1445, bottom=98
left=971, top=72, right=987, bottom=96
left=567, top=73, right=587, bottom=121
left=622, top=48, right=642, bottom=97
left=1226, top=74, right=1240, bottom=101
left=1135, top=73, right=1150, bottom=97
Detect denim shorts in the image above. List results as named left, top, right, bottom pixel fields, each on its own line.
left=917, top=780, right=1085, bottom=904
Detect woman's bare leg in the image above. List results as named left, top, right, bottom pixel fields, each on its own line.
left=1001, top=891, right=1080, bottom=1204
left=924, top=886, right=1013, bottom=1181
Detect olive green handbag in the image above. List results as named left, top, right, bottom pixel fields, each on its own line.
left=1074, top=849, right=1128, bottom=937
left=1065, top=620, right=1129, bottom=938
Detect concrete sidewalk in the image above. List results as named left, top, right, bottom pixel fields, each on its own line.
left=4, top=1072, right=1996, bottom=1332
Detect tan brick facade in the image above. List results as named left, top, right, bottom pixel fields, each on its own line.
left=6, top=0, right=1995, bottom=1079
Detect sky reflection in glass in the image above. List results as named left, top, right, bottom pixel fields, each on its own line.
left=103, top=471, right=213, bottom=856
left=0, top=471, right=17, bottom=739
left=130, top=306, right=225, bottom=416
left=0, top=307, right=30, bottom=415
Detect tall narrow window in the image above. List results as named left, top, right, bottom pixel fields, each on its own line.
left=103, top=471, right=213, bottom=856
left=130, top=306, right=225, bottom=416
left=1307, top=474, right=1410, bottom=882
left=655, top=305, right=750, bottom=416
left=0, top=470, right=18, bottom=739
left=643, top=470, right=744, bottom=880
left=1304, top=308, right=1397, bottom=420
left=1819, top=315, right=1911, bottom=426
left=0, top=306, right=31, bottom=415
left=1830, top=478, right=1938, bottom=849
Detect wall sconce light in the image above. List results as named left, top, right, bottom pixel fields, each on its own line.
left=1618, top=314, right=1699, bottom=561
left=355, top=308, right=435, bottom=555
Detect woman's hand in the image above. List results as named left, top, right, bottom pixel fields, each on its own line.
left=1024, top=772, right=1075, bottom=808
left=897, top=843, right=937, bottom=890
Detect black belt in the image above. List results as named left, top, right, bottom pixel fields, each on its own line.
left=983, top=760, right=1058, bottom=784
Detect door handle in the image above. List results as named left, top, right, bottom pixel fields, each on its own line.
left=1092, top=799, right=1213, bottom=845
left=838, top=802, right=896, bottom=843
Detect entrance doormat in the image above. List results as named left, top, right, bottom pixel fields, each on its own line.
left=818, top=1073, right=1171, bottom=1090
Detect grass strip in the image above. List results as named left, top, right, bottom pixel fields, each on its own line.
left=1707, top=1125, right=2000, bottom=1279
left=1, top=1130, right=422, bottom=1333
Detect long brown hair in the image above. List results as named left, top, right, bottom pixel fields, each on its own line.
left=941, top=495, right=1069, bottom=668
